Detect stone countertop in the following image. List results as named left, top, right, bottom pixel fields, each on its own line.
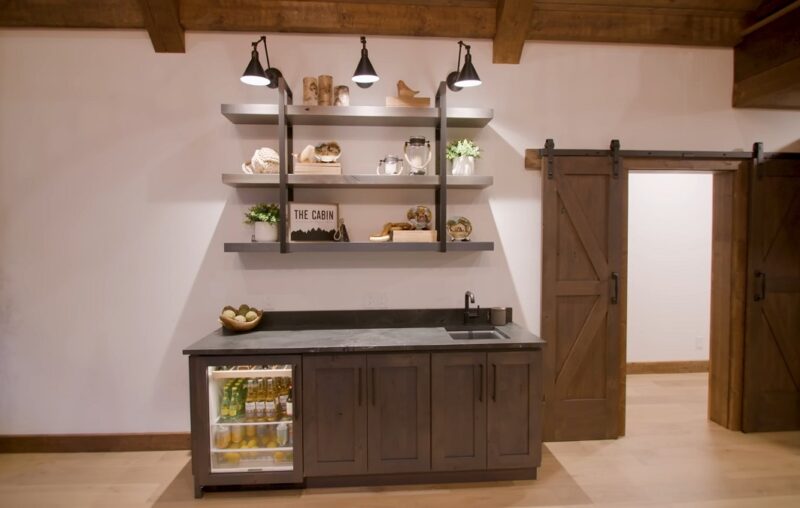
left=183, top=322, right=544, bottom=355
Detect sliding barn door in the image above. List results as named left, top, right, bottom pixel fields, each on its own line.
left=541, top=156, right=626, bottom=441
left=743, top=158, right=800, bottom=432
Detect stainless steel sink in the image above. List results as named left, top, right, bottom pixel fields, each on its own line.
left=446, top=327, right=509, bottom=340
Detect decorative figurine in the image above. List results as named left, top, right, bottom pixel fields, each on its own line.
left=334, top=85, right=350, bottom=106
left=446, top=216, right=473, bottom=241
left=386, top=80, right=431, bottom=107
left=318, top=75, right=333, bottom=106
left=242, top=147, right=280, bottom=174
left=302, top=77, right=318, bottom=105
left=407, top=205, right=433, bottom=230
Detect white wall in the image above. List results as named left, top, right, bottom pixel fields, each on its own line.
left=627, top=174, right=713, bottom=362
left=1, top=30, right=799, bottom=434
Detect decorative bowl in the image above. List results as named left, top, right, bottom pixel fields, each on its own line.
left=219, top=305, right=263, bottom=333
left=446, top=216, right=473, bottom=241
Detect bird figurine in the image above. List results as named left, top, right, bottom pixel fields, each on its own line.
left=397, top=80, right=420, bottom=98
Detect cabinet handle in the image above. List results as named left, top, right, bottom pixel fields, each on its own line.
left=358, top=367, right=362, bottom=406
left=492, top=364, right=497, bottom=402
left=479, top=363, right=484, bottom=402
left=371, top=368, right=376, bottom=406
left=754, top=271, right=767, bottom=301
left=610, top=272, right=619, bottom=304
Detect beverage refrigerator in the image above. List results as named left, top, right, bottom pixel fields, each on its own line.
left=188, top=355, right=302, bottom=497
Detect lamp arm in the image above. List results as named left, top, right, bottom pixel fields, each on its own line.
left=456, top=40, right=463, bottom=71
left=259, top=36, right=271, bottom=69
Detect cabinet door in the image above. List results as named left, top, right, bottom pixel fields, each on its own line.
left=367, top=353, right=431, bottom=474
left=431, top=352, right=487, bottom=471
left=487, top=350, right=542, bottom=469
left=303, top=354, right=367, bottom=476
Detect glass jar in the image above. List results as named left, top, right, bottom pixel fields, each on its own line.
left=403, top=136, right=432, bottom=175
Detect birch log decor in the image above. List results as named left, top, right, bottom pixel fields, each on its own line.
left=318, top=75, right=333, bottom=106
left=334, top=85, right=350, bottom=106
left=302, top=77, right=318, bottom=105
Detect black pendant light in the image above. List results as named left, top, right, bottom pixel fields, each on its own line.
left=447, top=41, right=482, bottom=92
left=352, top=36, right=379, bottom=88
left=240, top=36, right=283, bottom=89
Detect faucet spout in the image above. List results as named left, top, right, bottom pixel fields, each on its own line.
left=464, top=291, right=479, bottom=323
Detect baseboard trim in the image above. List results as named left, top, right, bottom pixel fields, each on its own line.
left=0, top=432, right=190, bottom=453
left=627, top=360, right=709, bottom=374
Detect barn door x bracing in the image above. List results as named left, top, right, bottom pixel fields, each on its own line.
left=541, top=155, right=626, bottom=441
left=743, top=157, right=800, bottom=432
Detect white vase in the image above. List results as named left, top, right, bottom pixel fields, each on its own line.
left=254, top=222, right=278, bottom=242
left=451, top=155, right=475, bottom=176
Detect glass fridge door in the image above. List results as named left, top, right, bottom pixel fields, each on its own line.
left=207, top=364, right=296, bottom=473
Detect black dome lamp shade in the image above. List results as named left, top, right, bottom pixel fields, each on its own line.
left=352, top=36, right=379, bottom=88
left=241, top=36, right=283, bottom=89
left=447, top=41, right=482, bottom=92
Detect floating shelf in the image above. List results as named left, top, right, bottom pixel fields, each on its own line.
left=224, top=241, right=494, bottom=253
left=221, top=104, right=493, bottom=127
left=221, top=173, right=493, bottom=189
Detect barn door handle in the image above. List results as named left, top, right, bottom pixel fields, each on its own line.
left=357, top=367, right=363, bottom=406
left=492, top=364, right=497, bottom=401
left=610, top=272, right=619, bottom=304
left=370, top=368, right=376, bottom=406
left=754, top=271, right=766, bottom=301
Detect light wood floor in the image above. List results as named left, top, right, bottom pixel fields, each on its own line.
left=1, top=373, right=799, bottom=507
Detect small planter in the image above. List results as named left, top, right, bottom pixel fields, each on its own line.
left=451, top=155, right=475, bottom=176
left=253, top=222, right=278, bottom=242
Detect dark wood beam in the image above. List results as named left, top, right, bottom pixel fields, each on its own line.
left=493, top=0, right=536, bottom=64
left=137, top=0, right=184, bottom=53
left=528, top=2, right=749, bottom=46
left=734, top=2, right=800, bottom=108
left=180, top=0, right=496, bottom=38
left=0, top=0, right=143, bottom=28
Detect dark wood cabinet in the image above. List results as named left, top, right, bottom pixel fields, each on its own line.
left=367, top=353, right=431, bottom=473
left=487, top=351, right=542, bottom=469
left=303, top=354, right=367, bottom=476
left=431, top=352, right=487, bottom=471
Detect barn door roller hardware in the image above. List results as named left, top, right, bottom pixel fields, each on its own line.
left=610, top=139, right=620, bottom=178
left=544, top=138, right=555, bottom=179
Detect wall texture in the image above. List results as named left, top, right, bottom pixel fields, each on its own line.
left=1, top=30, right=798, bottom=433
left=627, top=174, right=713, bottom=362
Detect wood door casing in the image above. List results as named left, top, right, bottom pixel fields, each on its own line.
left=487, top=350, right=541, bottom=469
left=367, top=353, right=431, bottom=474
left=431, top=352, right=487, bottom=471
left=303, top=354, right=367, bottom=476
left=541, top=156, right=625, bottom=441
left=743, top=158, right=800, bottom=432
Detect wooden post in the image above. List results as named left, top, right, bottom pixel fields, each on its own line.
left=318, top=75, right=333, bottom=106
left=302, top=77, right=318, bottom=105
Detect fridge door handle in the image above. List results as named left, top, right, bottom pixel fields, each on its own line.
left=292, top=364, right=299, bottom=420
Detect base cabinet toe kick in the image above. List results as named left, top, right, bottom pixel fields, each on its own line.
left=188, top=349, right=542, bottom=497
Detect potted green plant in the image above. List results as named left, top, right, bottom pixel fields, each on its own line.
left=446, top=138, right=481, bottom=176
left=244, top=203, right=280, bottom=242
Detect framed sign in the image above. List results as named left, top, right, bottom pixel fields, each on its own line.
left=289, top=203, right=339, bottom=241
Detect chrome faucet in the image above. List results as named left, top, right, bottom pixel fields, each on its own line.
left=464, top=291, right=480, bottom=323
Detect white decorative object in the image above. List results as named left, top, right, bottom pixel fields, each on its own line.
left=254, top=222, right=278, bottom=242
left=451, top=155, right=475, bottom=176
left=299, top=144, right=316, bottom=163
left=250, top=147, right=280, bottom=174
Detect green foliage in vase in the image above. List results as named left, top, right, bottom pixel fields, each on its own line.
left=244, top=203, right=280, bottom=224
left=446, top=138, right=481, bottom=161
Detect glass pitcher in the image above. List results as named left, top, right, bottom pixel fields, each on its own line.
left=403, top=136, right=432, bottom=175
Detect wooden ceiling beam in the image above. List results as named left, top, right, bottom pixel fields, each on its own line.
left=0, top=0, right=144, bottom=28
left=179, top=0, right=496, bottom=38
left=528, top=3, right=748, bottom=46
left=734, top=3, right=800, bottom=108
left=493, top=0, right=537, bottom=64
left=137, top=0, right=184, bottom=53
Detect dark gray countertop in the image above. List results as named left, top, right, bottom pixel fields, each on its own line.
left=183, top=322, right=544, bottom=355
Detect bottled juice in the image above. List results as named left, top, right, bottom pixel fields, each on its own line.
left=229, top=387, right=241, bottom=422
left=280, top=378, right=291, bottom=421
left=220, top=382, right=231, bottom=421
left=255, top=379, right=266, bottom=421
left=245, top=379, right=256, bottom=421
left=265, top=378, right=277, bottom=422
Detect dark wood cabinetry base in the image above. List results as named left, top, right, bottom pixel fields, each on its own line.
left=304, top=467, right=538, bottom=488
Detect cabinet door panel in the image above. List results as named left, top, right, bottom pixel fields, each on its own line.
left=367, top=353, right=431, bottom=473
left=303, top=354, right=367, bottom=476
left=488, top=350, right=542, bottom=469
left=431, top=352, right=487, bottom=471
